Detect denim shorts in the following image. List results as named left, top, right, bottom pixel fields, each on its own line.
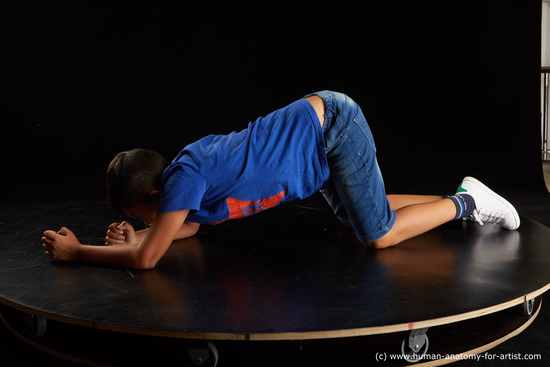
left=304, top=91, right=396, bottom=242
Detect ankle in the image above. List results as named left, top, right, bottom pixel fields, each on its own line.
left=447, top=194, right=475, bottom=220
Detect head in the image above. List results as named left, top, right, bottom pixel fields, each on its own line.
left=106, top=149, right=169, bottom=224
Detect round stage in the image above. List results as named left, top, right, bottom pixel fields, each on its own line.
left=1, top=196, right=549, bottom=365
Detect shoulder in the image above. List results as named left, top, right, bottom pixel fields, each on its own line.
left=162, top=163, right=209, bottom=189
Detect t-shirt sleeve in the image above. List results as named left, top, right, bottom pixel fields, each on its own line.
left=157, top=164, right=209, bottom=215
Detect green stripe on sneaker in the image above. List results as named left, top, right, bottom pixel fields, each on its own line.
left=456, top=182, right=468, bottom=193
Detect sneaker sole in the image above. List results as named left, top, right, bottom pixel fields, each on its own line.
left=460, top=176, right=521, bottom=230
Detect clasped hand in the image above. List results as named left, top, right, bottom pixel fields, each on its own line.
left=42, top=221, right=137, bottom=261
left=105, top=221, right=137, bottom=246
left=41, top=227, right=81, bottom=261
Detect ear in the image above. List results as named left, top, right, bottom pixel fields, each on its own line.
left=149, top=189, right=163, bottom=200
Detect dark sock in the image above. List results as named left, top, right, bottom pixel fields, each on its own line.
left=447, top=194, right=475, bottom=220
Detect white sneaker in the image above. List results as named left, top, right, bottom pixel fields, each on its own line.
left=456, top=177, right=520, bottom=230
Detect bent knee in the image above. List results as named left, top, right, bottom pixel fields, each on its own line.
left=364, top=236, right=398, bottom=249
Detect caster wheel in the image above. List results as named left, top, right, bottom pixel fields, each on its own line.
left=519, top=298, right=535, bottom=316
left=401, top=333, right=429, bottom=363
left=183, top=341, right=218, bottom=367
left=23, top=313, right=47, bottom=338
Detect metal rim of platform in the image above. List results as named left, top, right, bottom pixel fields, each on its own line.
left=0, top=298, right=542, bottom=367
left=400, top=298, right=542, bottom=367
left=1, top=288, right=547, bottom=341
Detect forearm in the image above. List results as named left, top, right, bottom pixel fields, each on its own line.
left=133, top=221, right=198, bottom=245
left=135, top=228, right=149, bottom=244
left=44, top=211, right=191, bottom=270
left=74, top=243, right=143, bottom=269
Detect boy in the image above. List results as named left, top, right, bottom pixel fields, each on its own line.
left=42, top=91, right=520, bottom=269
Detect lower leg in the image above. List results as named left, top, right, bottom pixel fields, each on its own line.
left=386, top=194, right=444, bottom=211
left=366, top=198, right=456, bottom=249
left=344, top=195, right=445, bottom=229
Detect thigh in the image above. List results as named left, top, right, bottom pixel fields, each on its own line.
left=331, top=159, right=395, bottom=243
left=323, top=94, right=395, bottom=242
left=320, top=179, right=350, bottom=224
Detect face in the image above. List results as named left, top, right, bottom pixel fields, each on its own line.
left=122, top=194, right=161, bottom=226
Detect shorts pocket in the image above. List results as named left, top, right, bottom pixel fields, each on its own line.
left=353, top=111, right=377, bottom=153
left=326, top=134, right=366, bottom=179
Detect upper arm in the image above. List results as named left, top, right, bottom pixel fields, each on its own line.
left=175, top=221, right=200, bottom=240
left=135, top=210, right=189, bottom=269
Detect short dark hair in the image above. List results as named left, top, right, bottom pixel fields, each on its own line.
left=106, top=149, right=169, bottom=213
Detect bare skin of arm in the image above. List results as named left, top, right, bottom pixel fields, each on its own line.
left=42, top=99, right=322, bottom=267
left=42, top=210, right=197, bottom=269
left=105, top=221, right=200, bottom=246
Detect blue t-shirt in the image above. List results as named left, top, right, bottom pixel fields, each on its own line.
left=157, top=99, right=330, bottom=224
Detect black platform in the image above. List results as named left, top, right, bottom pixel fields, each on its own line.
left=1, top=195, right=550, bottom=366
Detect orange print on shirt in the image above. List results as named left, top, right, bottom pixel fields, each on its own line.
left=210, top=190, right=285, bottom=224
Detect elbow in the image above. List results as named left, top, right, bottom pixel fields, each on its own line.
left=135, top=263, right=156, bottom=270
left=134, top=254, right=159, bottom=270
left=176, top=222, right=200, bottom=240
left=190, top=223, right=200, bottom=237
left=186, top=222, right=200, bottom=238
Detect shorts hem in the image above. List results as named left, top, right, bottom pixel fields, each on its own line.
left=355, top=211, right=396, bottom=243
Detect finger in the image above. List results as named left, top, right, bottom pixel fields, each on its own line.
left=105, top=236, right=124, bottom=245
left=118, top=221, right=134, bottom=231
left=41, top=236, right=53, bottom=246
left=43, top=230, right=58, bottom=240
left=108, top=224, right=125, bottom=238
left=42, top=240, right=53, bottom=254
left=106, top=230, right=125, bottom=241
left=106, top=235, right=125, bottom=243
left=60, top=227, right=74, bottom=236
left=109, top=222, right=123, bottom=232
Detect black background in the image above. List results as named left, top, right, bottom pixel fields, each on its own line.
left=2, top=4, right=550, bottom=366
left=3, top=1, right=545, bottom=204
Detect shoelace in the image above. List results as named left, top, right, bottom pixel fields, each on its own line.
left=469, top=209, right=504, bottom=226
